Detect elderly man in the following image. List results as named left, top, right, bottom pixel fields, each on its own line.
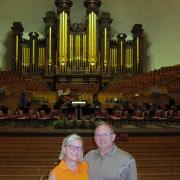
left=85, top=121, right=137, bottom=180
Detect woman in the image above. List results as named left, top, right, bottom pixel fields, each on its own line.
left=48, top=134, right=88, bottom=180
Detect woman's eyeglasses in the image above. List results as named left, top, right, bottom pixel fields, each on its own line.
left=66, top=145, right=83, bottom=151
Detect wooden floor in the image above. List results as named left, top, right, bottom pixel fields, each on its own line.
left=0, top=127, right=180, bottom=180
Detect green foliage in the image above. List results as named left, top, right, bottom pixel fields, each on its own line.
left=53, top=117, right=65, bottom=129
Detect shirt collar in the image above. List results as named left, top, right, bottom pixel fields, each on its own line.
left=59, top=160, right=81, bottom=171
left=59, top=160, right=68, bottom=170
left=96, top=144, right=117, bottom=157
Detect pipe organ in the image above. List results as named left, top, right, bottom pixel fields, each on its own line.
left=11, top=0, right=144, bottom=80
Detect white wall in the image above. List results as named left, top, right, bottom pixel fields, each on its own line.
left=0, top=0, right=179, bottom=71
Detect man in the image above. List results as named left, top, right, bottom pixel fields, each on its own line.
left=85, top=121, right=137, bottom=180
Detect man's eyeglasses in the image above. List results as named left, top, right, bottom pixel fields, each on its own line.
left=66, top=145, right=83, bottom=151
left=94, top=132, right=113, bottom=137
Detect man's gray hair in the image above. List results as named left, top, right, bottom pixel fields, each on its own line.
left=59, top=134, right=83, bottom=160
left=95, top=121, right=114, bottom=133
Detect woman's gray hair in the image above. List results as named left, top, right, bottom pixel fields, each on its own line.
left=59, top=134, right=83, bottom=160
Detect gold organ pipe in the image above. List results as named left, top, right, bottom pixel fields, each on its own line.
left=113, top=48, right=115, bottom=72
left=95, top=13, right=97, bottom=60
left=42, top=48, right=44, bottom=67
left=130, top=48, right=132, bottom=72
left=129, top=49, right=131, bottom=70
left=115, top=48, right=117, bottom=73
left=24, top=48, right=26, bottom=69
left=83, top=34, right=86, bottom=62
left=38, top=48, right=40, bottom=66
left=25, top=48, right=28, bottom=71
left=70, top=34, right=73, bottom=62
left=78, top=35, right=80, bottom=60
left=136, top=37, right=139, bottom=72
left=28, top=48, right=30, bottom=67
left=78, top=35, right=80, bottom=67
left=74, top=35, right=77, bottom=60
left=137, top=37, right=139, bottom=63
left=32, top=39, right=35, bottom=65
left=75, top=35, right=77, bottom=61
left=91, top=12, right=94, bottom=61
left=113, top=48, right=115, bottom=68
left=41, top=48, right=43, bottom=65
left=72, top=34, right=74, bottom=62
left=26, top=48, right=28, bottom=66
left=26, top=48, right=28, bottom=67
left=131, top=48, right=133, bottom=73
left=126, top=48, right=133, bottom=71
left=125, top=49, right=128, bottom=69
left=59, top=13, right=62, bottom=62
left=62, top=12, right=64, bottom=60
left=113, top=48, right=116, bottom=68
left=75, top=35, right=77, bottom=67
left=113, top=48, right=115, bottom=69
left=65, top=12, right=67, bottom=63
left=15, top=35, right=19, bottom=70
left=70, top=34, right=73, bottom=69
left=116, top=48, right=117, bottom=67
left=88, top=13, right=91, bottom=61
left=49, top=26, right=52, bottom=65
left=22, top=48, right=24, bottom=70
left=59, top=11, right=68, bottom=73
left=25, top=48, right=27, bottom=69
left=112, top=48, right=114, bottom=67
left=83, top=34, right=86, bottom=69
left=120, top=41, right=123, bottom=68
left=69, top=34, right=71, bottom=61
left=93, top=12, right=97, bottom=61
left=39, top=48, right=42, bottom=66
left=104, top=28, right=107, bottom=64
left=76, top=35, right=78, bottom=60
left=25, top=48, right=27, bottom=67
left=114, top=48, right=116, bottom=67
left=110, top=48, right=112, bottom=67
left=63, top=12, right=65, bottom=61
left=25, top=48, right=27, bottom=71
left=88, top=14, right=91, bottom=72
left=38, top=48, right=40, bottom=68
left=83, top=34, right=85, bottom=61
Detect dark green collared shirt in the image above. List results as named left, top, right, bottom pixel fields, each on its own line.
left=85, top=145, right=137, bottom=180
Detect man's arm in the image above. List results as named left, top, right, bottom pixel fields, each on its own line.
left=127, top=158, right=138, bottom=180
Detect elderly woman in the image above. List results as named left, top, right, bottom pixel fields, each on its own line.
left=48, top=134, right=88, bottom=180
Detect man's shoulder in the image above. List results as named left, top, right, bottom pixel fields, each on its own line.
left=116, top=147, right=135, bottom=160
left=84, top=149, right=97, bottom=160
